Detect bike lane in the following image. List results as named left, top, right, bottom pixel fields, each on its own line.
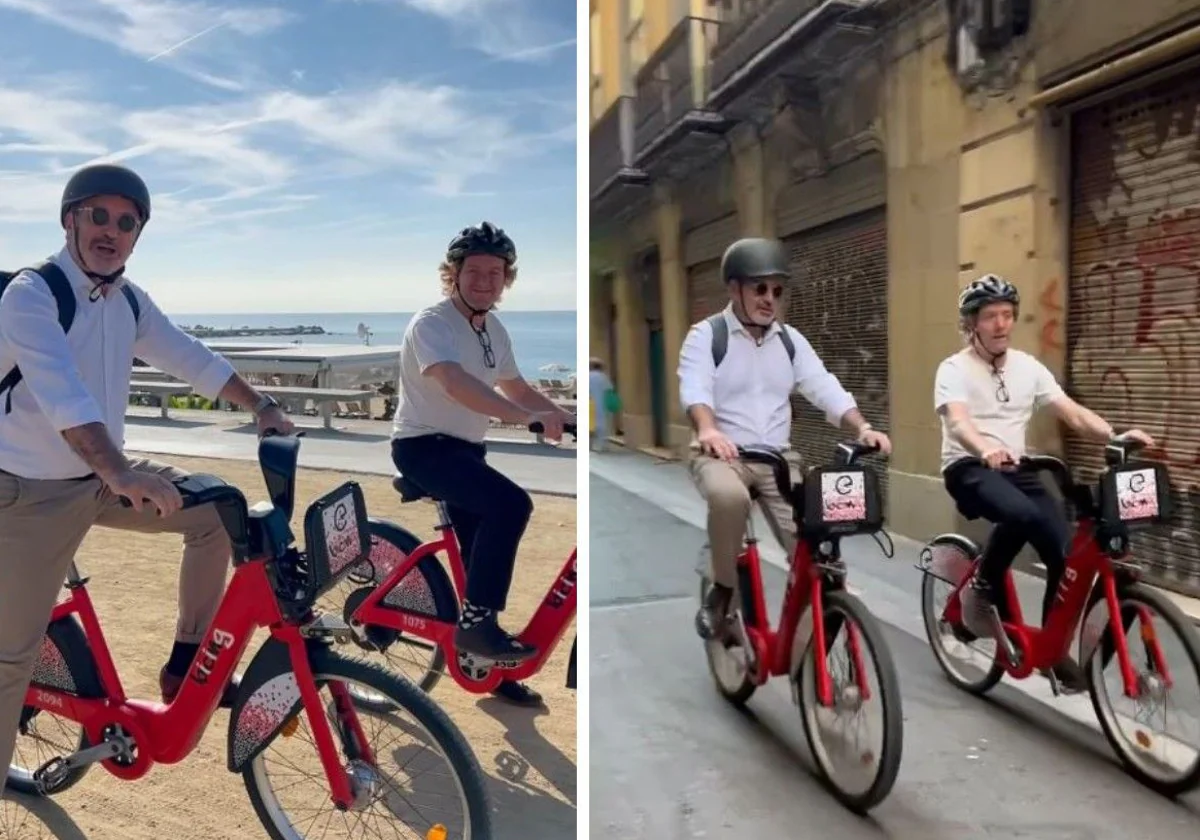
left=590, top=449, right=1200, bottom=838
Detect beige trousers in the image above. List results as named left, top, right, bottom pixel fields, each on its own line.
left=688, top=449, right=804, bottom=589
left=0, top=457, right=230, bottom=781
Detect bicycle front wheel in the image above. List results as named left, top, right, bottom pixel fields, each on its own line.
left=244, top=652, right=492, bottom=840
left=795, top=590, right=903, bottom=814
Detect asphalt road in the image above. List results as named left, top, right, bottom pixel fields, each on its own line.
left=590, top=473, right=1200, bottom=839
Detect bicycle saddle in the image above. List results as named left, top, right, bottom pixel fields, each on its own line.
left=392, top=474, right=437, bottom=504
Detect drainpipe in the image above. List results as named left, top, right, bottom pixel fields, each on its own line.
left=1028, top=23, right=1200, bottom=109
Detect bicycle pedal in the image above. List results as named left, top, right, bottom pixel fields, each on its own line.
left=33, top=738, right=127, bottom=794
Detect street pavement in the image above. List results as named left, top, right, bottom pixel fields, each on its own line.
left=122, top=406, right=577, bottom=497
left=590, top=448, right=1200, bottom=839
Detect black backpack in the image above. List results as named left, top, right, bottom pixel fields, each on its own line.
left=0, top=260, right=140, bottom=413
left=707, top=313, right=795, bottom=367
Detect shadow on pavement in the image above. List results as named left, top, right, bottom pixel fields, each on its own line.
left=223, top=422, right=392, bottom=442
left=0, top=790, right=89, bottom=840
left=477, top=699, right=577, bottom=838
left=124, top=414, right=210, bottom=430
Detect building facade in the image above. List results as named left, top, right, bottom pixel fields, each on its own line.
left=590, top=0, right=1200, bottom=595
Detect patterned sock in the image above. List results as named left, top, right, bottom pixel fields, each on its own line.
left=459, top=600, right=492, bottom=631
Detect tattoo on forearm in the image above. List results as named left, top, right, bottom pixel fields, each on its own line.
left=61, top=422, right=127, bottom=480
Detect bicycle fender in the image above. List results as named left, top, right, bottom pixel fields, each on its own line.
left=31, top=616, right=104, bottom=698
left=227, top=637, right=305, bottom=773
left=920, top=534, right=981, bottom=585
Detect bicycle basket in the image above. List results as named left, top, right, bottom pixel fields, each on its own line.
left=800, top=463, right=884, bottom=538
left=302, top=481, right=371, bottom=600
left=1097, top=460, right=1174, bottom=534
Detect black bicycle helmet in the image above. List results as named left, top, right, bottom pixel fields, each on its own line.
left=60, top=163, right=151, bottom=228
left=721, top=237, right=790, bottom=284
left=447, top=221, right=516, bottom=265
left=958, top=273, right=1020, bottom=316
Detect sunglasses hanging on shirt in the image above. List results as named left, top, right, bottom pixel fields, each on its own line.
left=473, top=323, right=496, bottom=369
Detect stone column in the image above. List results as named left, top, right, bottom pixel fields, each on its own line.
left=655, top=194, right=691, bottom=452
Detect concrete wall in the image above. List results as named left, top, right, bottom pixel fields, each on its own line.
left=1035, top=0, right=1200, bottom=84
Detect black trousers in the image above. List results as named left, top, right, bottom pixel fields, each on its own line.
left=390, top=434, right=533, bottom=612
left=944, top=460, right=1071, bottom=622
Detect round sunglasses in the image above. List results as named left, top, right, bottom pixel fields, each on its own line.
left=77, top=205, right=140, bottom=234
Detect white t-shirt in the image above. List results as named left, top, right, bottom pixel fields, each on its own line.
left=933, top=347, right=1065, bottom=472
left=392, top=297, right=519, bottom=444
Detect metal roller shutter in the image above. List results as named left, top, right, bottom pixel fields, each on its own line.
left=783, top=208, right=890, bottom=503
left=687, top=260, right=725, bottom=324
left=1067, top=73, right=1200, bottom=590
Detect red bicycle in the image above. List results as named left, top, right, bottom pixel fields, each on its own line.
left=11, top=433, right=492, bottom=840
left=919, top=435, right=1200, bottom=796
left=323, top=423, right=577, bottom=709
left=697, top=441, right=904, bottom=814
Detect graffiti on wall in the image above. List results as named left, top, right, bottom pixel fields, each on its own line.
left=1069, top=91, right=1200, bottom=578
left=1037, top=279, right=1064, bottom=358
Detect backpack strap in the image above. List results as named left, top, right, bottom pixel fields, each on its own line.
left=708, top=312, right=796, bottom=367
left=0, top=261, right=77, bottom=414
left=778, top=323, right=795, bottom=362
left=707, top=313, right=728, bottom=368
left=120, top=284, right=141, bottom=323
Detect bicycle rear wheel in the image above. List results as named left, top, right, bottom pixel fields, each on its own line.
left=796, top=590, right=903, bottom=814
left=244, top=651, right=492, bottom=840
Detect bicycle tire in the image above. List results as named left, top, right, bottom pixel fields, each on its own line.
left=243, top=649, right=493, bottom=840
left=796, top=590, right=903, bottom=814
left=1084, top=582, right=1200, bottom=797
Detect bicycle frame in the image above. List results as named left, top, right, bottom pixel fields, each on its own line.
left=351, top=520, right=577, bottom=689
left=24, top=558, right=368, bottom=808
left=736, top=532, right=872, bottom=708
left=939, top=517, right=1172, bottom=698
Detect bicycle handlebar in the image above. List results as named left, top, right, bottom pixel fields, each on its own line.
left=736, top=439, right=885, bottom=501
left=965, top=433, right=1149, bottom=497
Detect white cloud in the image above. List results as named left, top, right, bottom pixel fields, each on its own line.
left=355, top=0, right=572, bottom=63
left=0, top=75, right=571, bottom=226
left=0, top=0, right=294, bottom=90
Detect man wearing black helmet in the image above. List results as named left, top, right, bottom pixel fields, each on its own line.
left=0, top=163, right=296, bottom=782
left=389, top=221, right=574, bottom=707
left=934, top=273, right=1153, bottom=691
left=679, top=236, right=892, bottom=639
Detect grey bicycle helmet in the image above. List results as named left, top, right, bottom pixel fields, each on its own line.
left=958, top=273, right=1020, bottom=316
left=721, top=237, right=790, bottom=284
left=447, top=221, right=516, bottom=266
left=60, top=163, right=151, bottom=227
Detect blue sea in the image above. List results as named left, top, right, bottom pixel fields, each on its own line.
left=165, top=310, right=578, bottom=381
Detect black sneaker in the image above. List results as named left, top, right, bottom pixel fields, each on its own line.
left=455, top=618, right=539, bottom=664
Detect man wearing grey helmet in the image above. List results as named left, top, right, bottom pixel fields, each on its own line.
left=678, top=236, right=892, bottom=639
left=0, top=163, right=295, bottom=784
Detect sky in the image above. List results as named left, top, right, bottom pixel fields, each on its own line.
left=0, top=0, right=577, bottom=314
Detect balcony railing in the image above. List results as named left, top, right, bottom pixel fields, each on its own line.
left=707, top=0, right=870, bottom=103
left=632, top=16, right=725, bottom=162
left=590, top=95, right=646, bottom=200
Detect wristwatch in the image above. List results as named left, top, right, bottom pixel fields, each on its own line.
left=253, top=393, right=279, bottom=416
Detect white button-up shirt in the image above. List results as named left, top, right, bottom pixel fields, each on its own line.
left=0, top=247, right=237, bottom=479
left=677, top=305, right=858, bottom=449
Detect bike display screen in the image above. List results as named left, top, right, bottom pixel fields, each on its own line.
left=1099, top=461, right=1174, bottom=532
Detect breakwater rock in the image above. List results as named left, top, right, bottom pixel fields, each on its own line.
left=182, top=325, right=327, bottom=338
